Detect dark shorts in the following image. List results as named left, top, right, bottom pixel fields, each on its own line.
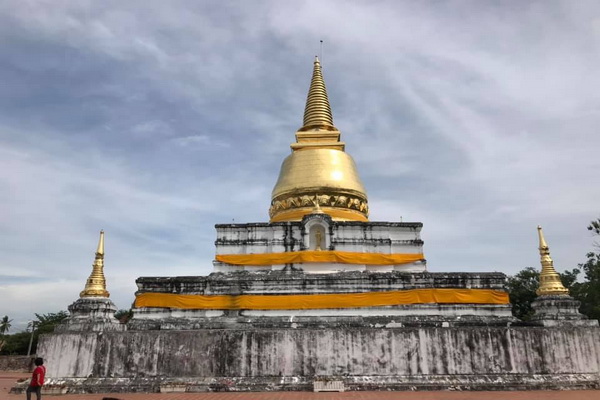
left=26, top=385, right=41, bottom=398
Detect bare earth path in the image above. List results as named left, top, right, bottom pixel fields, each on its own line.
left=2, top=373, right=599, bottom=400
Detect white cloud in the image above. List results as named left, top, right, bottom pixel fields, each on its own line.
left=171, top=134, right=230, bottom=148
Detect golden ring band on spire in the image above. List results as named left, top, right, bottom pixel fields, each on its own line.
left=302, top=56, right=334, bottom=129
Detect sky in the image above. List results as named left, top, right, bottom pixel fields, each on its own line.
left=1, top=0, right=599, bottom=332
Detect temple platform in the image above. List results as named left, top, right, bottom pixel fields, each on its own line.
left=29, top=325, right=600, bottom=393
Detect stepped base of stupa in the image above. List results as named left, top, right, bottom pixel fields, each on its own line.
left=21, top=270, right=599, bottom=394
left=130, top=270, right=514, bottom=329
left=26, top=325, right=600, bottom=393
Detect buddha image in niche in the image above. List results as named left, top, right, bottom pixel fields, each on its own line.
left=312, top=226, right=325, bottom=251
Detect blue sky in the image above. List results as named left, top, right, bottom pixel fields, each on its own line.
left=1, top=1, right=599, bottom=331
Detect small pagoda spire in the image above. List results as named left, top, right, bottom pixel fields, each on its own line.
left=300, top=56, right=335, bottom=131
left=80, top=230, right=110, bottom=298
left=536, top=226, right=569, bottom=296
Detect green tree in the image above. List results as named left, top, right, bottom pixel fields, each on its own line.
left=506, top=267, right=539, bottom=320
left=0, top=315, right=12, bottom=334
left=569, top=252, right=600, bottom=321
left=114, top=309, right=133, bottom=323
left=588, top=218, right=600, bottom=236
left=572, top=217, right=600, bottom=320
left=34, top=311, right=68, bottom=335
left=0, top=332, right=31, bottom=355
left=0, top=315, right=12, bottom=352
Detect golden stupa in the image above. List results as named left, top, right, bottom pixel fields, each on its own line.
left=536, top=225, right=569, bottom=296
left=80, top=230, right=110, bottom=298
left=269, top=57, right=368, bottom=222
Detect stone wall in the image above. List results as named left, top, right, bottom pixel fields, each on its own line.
left=0, top=356, right=33, bottom=372
left=32, top=326, right=600, bottom=392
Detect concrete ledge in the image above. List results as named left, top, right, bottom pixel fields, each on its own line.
left=10, top=374, right=600, bottom=394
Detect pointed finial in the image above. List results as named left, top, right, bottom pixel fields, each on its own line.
left=319, top=40, right=323, bottom=61
left=300, top=55, right=335, bottom=130
left=96, top=230, right=104, bottom=255
left=80, top=230, right=110, bottom=298
left=536, top=225, right=569, bottom=296
left=537, top=225, right=547, bottom=248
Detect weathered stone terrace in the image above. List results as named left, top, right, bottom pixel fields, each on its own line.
left=136, top=271, right=506, bottom=295
left=131, top=271, right=514, bottom=330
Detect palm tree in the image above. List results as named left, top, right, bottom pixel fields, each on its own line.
left=0, top=315, right=12, bottom=335
left=0, top=315, right=11, bottom=352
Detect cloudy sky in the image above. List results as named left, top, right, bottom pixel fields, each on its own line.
left=1, top=1, right=599, bottom=331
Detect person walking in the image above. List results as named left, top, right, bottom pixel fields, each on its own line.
left=26, top=358, right=45, bottom=400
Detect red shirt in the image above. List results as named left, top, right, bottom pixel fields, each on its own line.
left=30, top=365, right=46, bottom=387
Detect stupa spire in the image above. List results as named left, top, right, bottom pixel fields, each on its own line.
left=536, top=226, right=569, bottom=296
left=80, top=230, right=110, bottom=298
left=291, top=57, right=344, bottom=152
left=270, top=57, right=368, bottom=222
left=300, top=56, right=335, bottom=130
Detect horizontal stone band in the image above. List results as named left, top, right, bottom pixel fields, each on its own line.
left=215, top=251, right=424, bottom=266
left=134, top=289, right=510, bottom=310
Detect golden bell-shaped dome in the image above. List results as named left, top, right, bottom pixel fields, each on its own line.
left=269, top=57, right=369, bottom=222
